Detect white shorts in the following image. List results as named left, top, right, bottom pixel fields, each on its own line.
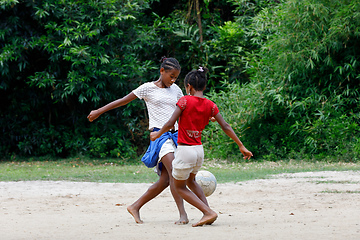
left=172, top=145, right=204, bottom=181
left=155, top=139, right=176, bottom=175
left=159, top=139, right=176, bottom=161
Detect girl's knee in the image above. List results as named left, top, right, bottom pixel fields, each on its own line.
left=158, top=172, right=170, bottom=187
left=186, top=174, right=197, bottom=186
left=159, top=178, right=169, bottom=188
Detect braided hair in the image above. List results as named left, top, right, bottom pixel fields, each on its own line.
left=184, top=66, right=209, bottom=91
left=160, top=56, right=181, bottom=71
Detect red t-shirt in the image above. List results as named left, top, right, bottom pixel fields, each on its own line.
left=176, top=95, right=219, bottom=145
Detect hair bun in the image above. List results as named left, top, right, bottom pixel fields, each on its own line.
left=197, top=66, right=209, bottom=74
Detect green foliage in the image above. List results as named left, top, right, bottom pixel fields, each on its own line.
left=202, top=81, right=259, bottom=159
left=0, top=0, right=157, bottom=159
left=203, top=0, right=360, bottom=162
left=262, top=0, right=360, bottom=160
left=1, top=0, right=359, bottom=163
left=88, top=130, right=137, bottom=159
left=150, top=0, right=257, bottom=90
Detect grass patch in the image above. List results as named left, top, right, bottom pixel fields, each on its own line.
left=310, top=180, right=360, bottom=184
left=321, top=189, right=360, bottom=194
left=201, top=159, right=360, bottom=183
left=0, top=160, right=157, bottom=183
left=0, top=158, right=360, bottom=183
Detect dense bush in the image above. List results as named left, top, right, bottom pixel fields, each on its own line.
left=203, top=0, right=360, bottom=162
left=1, top=0, right=249, bottom=160
left=0, top=0, right=158, bottom=159
left=1, top=0, right=359, bottom=162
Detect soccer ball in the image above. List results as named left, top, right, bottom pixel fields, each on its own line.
left=195, top=170, right=217, bottom=197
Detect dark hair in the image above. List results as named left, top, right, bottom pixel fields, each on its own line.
left=184, top=66, right=209, bottom=91
left=160, top=56, right=181, bottom=71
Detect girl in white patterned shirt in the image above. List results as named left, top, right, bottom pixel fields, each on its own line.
left=88, top=57, right=189, bottom=225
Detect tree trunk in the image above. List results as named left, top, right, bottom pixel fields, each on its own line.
left=195, top=0, right=203, bottom=44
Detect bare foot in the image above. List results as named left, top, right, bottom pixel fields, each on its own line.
left=192, top=211, right=218, bottom=227
left=127, top=205, right=143, bottom=224
left=174, top=216, right=189, bottom=225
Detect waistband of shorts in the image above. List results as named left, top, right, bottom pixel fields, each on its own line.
left=151, top=127, right=178, bottom=134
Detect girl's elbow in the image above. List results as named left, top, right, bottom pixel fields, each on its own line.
left=222, top=123, right=232, bottom=131
left=165, top=121, right=175, bottom=129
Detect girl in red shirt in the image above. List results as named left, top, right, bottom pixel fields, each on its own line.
left=151, top=66, right=253, bottom=227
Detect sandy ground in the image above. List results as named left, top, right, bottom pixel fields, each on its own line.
left=1, top=171, right=360, bottom=240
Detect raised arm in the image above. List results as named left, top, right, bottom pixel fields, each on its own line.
left=214, top=112, right=253, bottom=160
left=150, top=106, right=182, bottom=141
left=87, top=92, right=138, bottom=122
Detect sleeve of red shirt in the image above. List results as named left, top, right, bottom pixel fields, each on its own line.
left=212, top=102, right=219, bottom=117
left=176, top=96, right=187, bottom=110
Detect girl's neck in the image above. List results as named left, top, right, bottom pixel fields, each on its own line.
left=191, top=91, right=204, bottom=98
left=154, top=78, right=165, bottom=88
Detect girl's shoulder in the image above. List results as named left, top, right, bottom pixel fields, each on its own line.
left=133, top=82, right=157, bottom=99
left=170, top=83, right=184, bottom=98
left=140, top=81, right=156, bottom=88
left=170, top=83, right=183, bottom=92
left=170, top=83, right=181, bottom=89
left=184, top=95, right=212, bottom=102
left=134, top=81, right=153, bottom=90
left=194, top=96, right=218, bottom=108
left=205, top=97, right=216, bottom=105
left=137, top=81, right=161, bottom=92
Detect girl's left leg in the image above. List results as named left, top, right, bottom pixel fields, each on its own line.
left=174, top=176, right=217, bottom=227
left=186, top=173, right=209, bottom=207
left=161, top=152, right=189, bottom=224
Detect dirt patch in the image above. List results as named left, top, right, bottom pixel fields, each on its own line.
left=1, top=171, right=360, bottom=239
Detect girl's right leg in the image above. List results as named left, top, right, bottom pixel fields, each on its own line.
left=127, top=167, right=170, bottom=223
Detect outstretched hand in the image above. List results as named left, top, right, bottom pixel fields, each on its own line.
left=239, top=146, right=253, bottom=160
left=87, top=110, right=100, bottom=122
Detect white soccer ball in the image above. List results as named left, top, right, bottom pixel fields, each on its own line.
left=195, top=170, right=217, bottom=197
